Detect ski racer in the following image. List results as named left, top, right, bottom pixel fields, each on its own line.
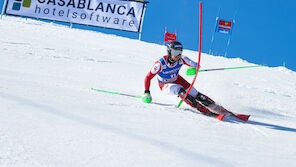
left=142, top=41, right=227, bottom=117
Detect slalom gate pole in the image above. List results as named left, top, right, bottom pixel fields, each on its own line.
left=90, top=88, right=142, bottom=99
left=177, top=1, right=203, bottom=108
left=209, top=8, right=220, bottom=55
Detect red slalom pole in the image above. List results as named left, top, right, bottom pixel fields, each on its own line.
left=178, top=1, right=202, bottom=108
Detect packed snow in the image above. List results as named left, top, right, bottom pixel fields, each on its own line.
left=0, top=16, right=295, bottom=167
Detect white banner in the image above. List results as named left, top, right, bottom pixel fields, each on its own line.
left=5, top=0, right=145, bottom=32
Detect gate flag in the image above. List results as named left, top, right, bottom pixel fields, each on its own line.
left=209, top=9, right=237, bottom=57
left=164, top=32, right=176, bottom=42
left=163, top=27, right=177, bottom=45
left=216, top=19, right=233, bottom=34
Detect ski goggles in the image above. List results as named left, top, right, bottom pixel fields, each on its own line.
left=171, top=48, right=182, bottom=57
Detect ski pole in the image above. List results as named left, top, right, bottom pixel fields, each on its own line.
left=90, top=88, right=142, bottom=99
left=186, top=65, right=265, bottom=75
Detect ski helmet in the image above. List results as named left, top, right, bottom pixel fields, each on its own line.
left=167, top=41, right=183, bottom=56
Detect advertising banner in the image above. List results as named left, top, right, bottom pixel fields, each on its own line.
left=5, top=0, right=145, bottom=32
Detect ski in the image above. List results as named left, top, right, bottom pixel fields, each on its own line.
left=211, top=111, right=249, bottom=121
left=209, top=105, right=250, bottom=122
left=216, top=114, right=226, bottom=121
left=231, top=113, right=250, bottom=122
left=202, top=112, right=226, bottom=121
left=222, top=110, right=250, bottom=121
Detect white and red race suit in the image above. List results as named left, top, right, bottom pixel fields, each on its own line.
left=144, top=55, right=199, bottom=96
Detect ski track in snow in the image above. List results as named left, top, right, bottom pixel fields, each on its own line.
left=0, top=16, right=296, bottom=167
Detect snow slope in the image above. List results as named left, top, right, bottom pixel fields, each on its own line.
left=0, top=16, right=295, bottom=167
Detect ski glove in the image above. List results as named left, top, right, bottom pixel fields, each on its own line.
left=142, top=90, right=152, bottom=103
left=186, top=66, right=201, bottom=76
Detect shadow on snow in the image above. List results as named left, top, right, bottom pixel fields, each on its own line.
left=184, top=108, right=296, bottom=133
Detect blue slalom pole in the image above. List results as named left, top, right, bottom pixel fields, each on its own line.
left=209, top=8, right=221, bottom=55
left=224, top=10, right=237, bottom=58
left=224, top=34, right=232, bottom=57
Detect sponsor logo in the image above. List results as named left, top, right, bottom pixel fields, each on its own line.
left=151, top=62, right=161, bottom=74
left=12, top=0, right=31, bottom=11
left=162, top=67, right=181, bottom=74
left=34, top=0, right=136, bottom=17
left=174, top=44, right=182, bottom=48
